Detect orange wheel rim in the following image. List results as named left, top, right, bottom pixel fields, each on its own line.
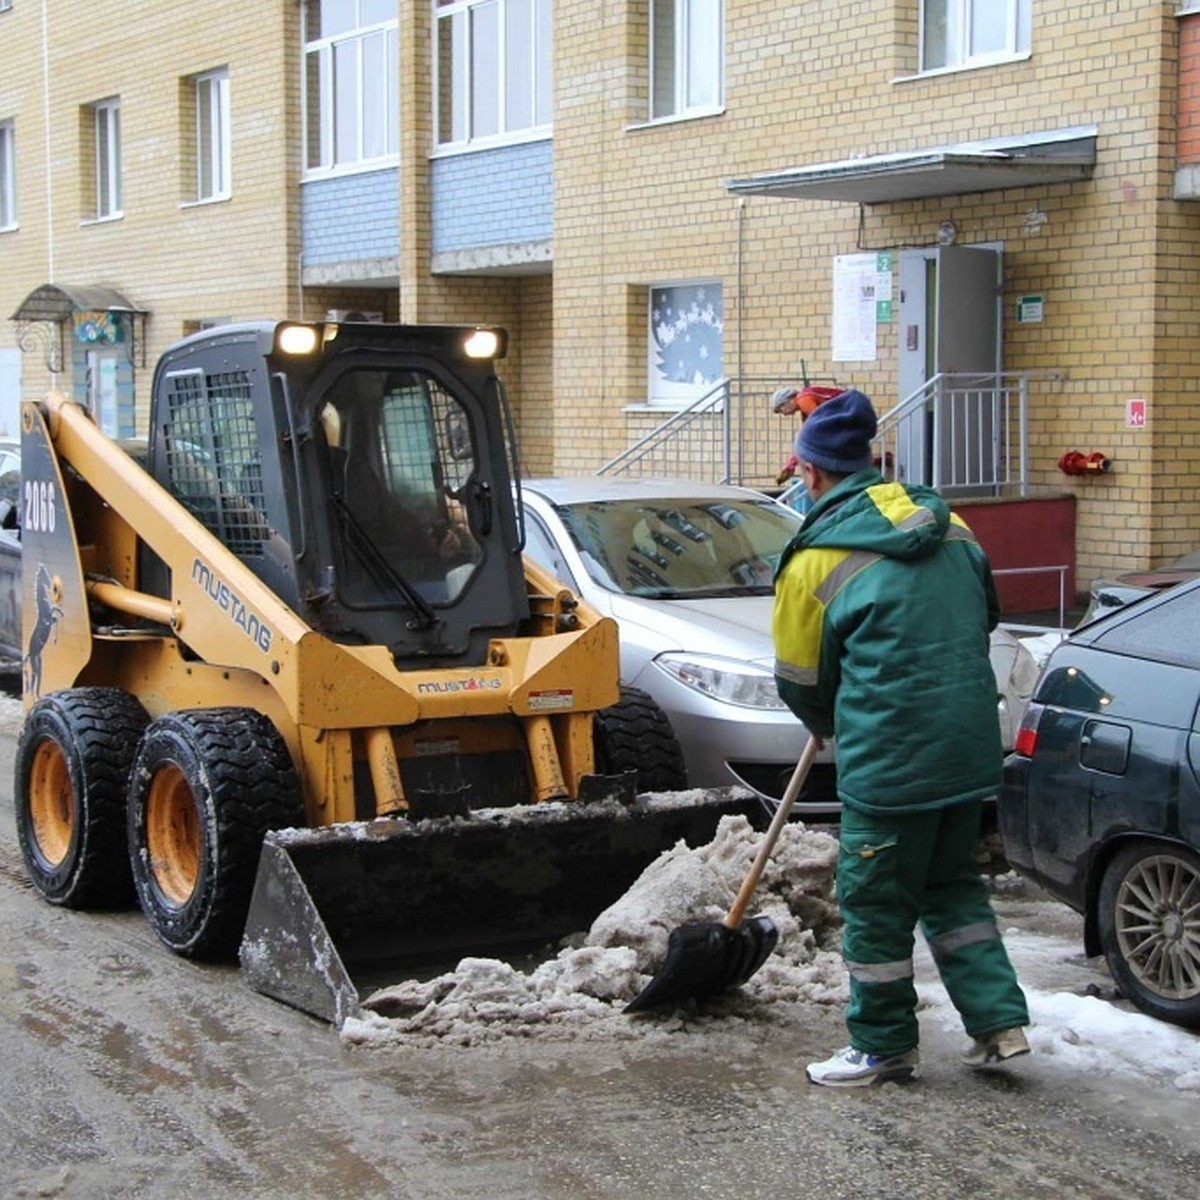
left=145, top=764, right=200, bottom=907
left=28, top=740, right=74, bottom=867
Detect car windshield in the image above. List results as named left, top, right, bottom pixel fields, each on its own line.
left=554, top=496, right=802, bottom=598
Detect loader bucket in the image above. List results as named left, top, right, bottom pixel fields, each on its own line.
left=239, top=788, right=760, bottom=1024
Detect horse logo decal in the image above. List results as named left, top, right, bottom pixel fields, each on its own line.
left=25, top=562, right=63, bottom=698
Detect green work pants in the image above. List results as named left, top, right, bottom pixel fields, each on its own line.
left=837, top=801, right=1029, bottom=1057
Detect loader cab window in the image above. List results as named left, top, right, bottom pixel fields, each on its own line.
left=160, top=367, right=270, bottom=558
left=321, top=368, right=483, bottom=606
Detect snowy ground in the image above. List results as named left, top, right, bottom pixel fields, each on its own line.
left=3, top=688, right=1196, bottom=1098
left=6, top=688, right=1200, bottom=1199
left=338, top=806, right=1200, bottom=1094
left=921, top=913, right=1200, bottom=1093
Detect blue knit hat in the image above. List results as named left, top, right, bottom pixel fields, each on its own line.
left=795, top=388, right=877, bottom=474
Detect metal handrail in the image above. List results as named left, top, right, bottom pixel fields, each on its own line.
left=597, top=378, right=731, bottom=479
left=993, top=564, right=1071, bottom=631
left=769, top=371, right=1041, bottom=509
left=598, top=369, right=1055, bottom=501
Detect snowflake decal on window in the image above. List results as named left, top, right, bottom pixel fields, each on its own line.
left=651, top=284, right=724, bottom=386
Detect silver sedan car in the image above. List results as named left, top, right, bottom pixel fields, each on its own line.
left=519, top=477, right=1038, bottom=821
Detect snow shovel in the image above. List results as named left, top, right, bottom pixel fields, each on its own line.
left=625, top=735, right=820, bottom=1013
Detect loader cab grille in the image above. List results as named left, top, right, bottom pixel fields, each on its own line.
left=161, top=368, right=270, bottom=558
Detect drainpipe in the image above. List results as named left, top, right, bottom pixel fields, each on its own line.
left=40, top=0, right=54, bottom=285
left=735, top=197, right=745, bottom=483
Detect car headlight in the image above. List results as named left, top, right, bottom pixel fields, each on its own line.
left=653, top=653, right=788, bottom=710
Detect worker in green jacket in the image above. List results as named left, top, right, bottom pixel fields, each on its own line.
left=772, top=388, right=1029, bottom=1088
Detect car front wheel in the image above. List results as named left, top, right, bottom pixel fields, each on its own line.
left=1097, top=840, right=1200, bottom=1030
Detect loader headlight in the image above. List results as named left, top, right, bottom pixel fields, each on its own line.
left=463, top=328, right=505, bottom=359
left=275, top=323, right=320, bottom=357
left=654, top=653, right=787, bottom=710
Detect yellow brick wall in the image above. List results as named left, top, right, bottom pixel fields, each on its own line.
left=549, top=0, right=1198, bottom=588
left=0, top=0, right=299, bottom=406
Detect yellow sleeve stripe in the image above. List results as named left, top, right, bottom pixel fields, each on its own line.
left=773, top=546, right=852, bottom=672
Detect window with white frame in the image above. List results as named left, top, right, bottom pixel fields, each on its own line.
left=0, top=2, right=12, bottom=13
left=435, top=0, right=552, bottom=148
left=303, top=0, right=398, bottom=172
left=0, top=121, right=14, bottom=230
left=650, top=0, right=723, bottom=121
left=93, top=99, right=122, bottom=219
left=194, top=69, right=231, bottom=201
left=920, top=0, right=1030, bottom=72
left=648, top=281, right=724, bottom=404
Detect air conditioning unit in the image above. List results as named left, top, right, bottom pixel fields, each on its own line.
left=324, top=309, right=384, bottom=323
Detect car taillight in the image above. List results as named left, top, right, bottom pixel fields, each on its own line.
left=1013, top=701, right=1045, bottom=758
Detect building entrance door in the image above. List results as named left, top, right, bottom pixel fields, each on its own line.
left=85, top=348, right=121, bottom=438
left=896, top=245, right=1002, bottom=487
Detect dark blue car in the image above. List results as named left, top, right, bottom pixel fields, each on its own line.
left=1001, top=576, right=1200, bottom=1030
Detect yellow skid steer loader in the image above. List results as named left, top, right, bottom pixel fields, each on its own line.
left=12, top=320, right=754, bottom=1023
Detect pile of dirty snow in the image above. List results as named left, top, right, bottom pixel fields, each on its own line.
left=341, top=814, right=846, bottom=1048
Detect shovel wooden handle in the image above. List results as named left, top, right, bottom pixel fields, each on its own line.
left=723, top=735, right=820, bottom=929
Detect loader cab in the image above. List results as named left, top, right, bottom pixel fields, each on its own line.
left=144, top=321, right=529, bottom=667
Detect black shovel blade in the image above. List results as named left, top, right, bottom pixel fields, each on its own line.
left=624, top=915, right=779, bottom=1014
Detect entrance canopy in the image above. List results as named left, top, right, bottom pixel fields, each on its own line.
left=10, top=283, right=148, bottom=372
left=726, top=126, right=1098, bottom=205
left=11, top=283, right=146, bottom=323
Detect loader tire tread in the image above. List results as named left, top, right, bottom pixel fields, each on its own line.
left=128, top=708, right=304, bottom=962
left=594, top=685, right=688, bottom=793
left=15, top=688, right=149, bottom=909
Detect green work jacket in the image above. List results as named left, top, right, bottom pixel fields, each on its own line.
left=773, top=469, right=1003, bottom=815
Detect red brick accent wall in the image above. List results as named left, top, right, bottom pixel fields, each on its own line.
left=953, top=496, right=1077, bottom=615
left=1180, top=15, right=1200, bottom=162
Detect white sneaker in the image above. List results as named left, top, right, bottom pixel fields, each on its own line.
left=806, top=1046, right=920, bottom=1088
left=963, top=1026, right=1031, bottom=1068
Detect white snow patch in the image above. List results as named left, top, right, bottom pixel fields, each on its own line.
left=919, top=926, right=1200, bottom=1091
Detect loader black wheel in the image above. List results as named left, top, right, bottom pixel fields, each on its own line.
left=127, top=708, right=303, bottom=961
left=593, top=685, right=688, bottom=793
left=15, top=688, right=149, bottom=908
